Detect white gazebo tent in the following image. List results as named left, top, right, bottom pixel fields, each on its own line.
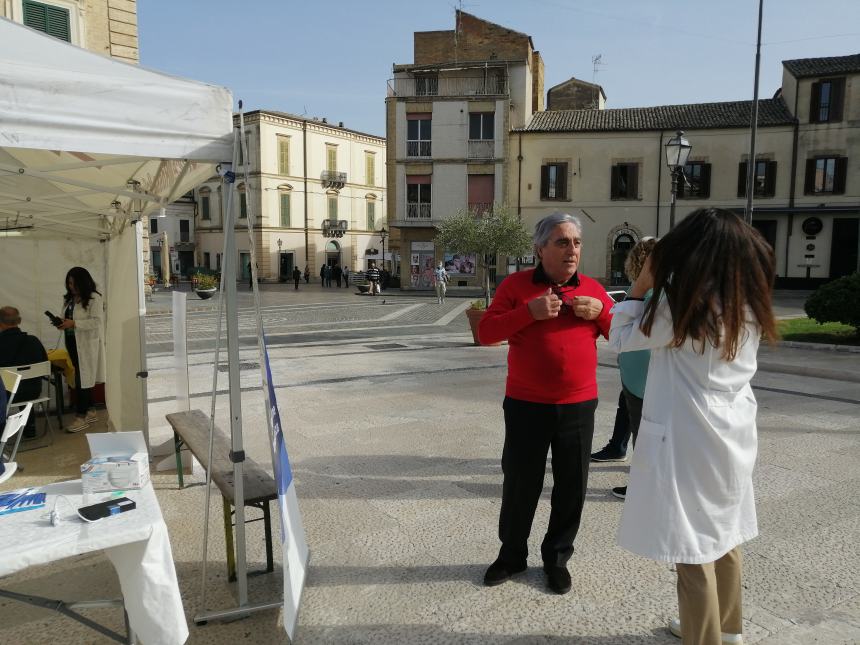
left=0, top=17, right=233, bottom=440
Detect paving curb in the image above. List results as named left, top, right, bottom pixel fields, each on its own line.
left=776, top=340, right=860, bottom=353
left=757, top=360, right=860, bottom=384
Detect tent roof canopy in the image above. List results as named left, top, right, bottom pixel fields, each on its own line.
left=0, top=18, right=234, bottom=239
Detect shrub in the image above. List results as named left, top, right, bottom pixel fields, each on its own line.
left=804, top=272, right=860, bottom=333
left=194, top=272, right=218, bottom=290
left=469, top=299, right=486, bottom=311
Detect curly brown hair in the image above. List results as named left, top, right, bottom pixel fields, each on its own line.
left=624, top=238, right=657, bottom=282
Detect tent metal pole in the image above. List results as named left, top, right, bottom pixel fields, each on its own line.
left=133, top=218, right=150, bottom=448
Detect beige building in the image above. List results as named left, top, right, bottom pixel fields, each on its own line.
left=1, top=0, right=138, bottom=62
left=512, top=53, right=859, bottom=287
left=194, top=111, right=387, bottom=283
left=386, top=11, right=544, bottom=290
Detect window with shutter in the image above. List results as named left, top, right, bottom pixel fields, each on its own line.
left=738, top=159, right=776, bottom=198
left=611, top=163, right=638, bottom=200
left=810, top=78, right=846, bottom=123
left=737, top=161, right=748, bottom=198
left=540, top=163, right=568, bottom=200
left=326, top=146, right=337, bottom=172
left=201, top=195, right=211, bottom=220
left=277, top=137, right=289, bottom=175
left=806, top=157, right=845, bottom=194
left=239, top=193, right=247, bottom=218
left=366, top=201, right=376, bottom=230
left=280, top=193, right=290, bottom=227
left=365, top=153, right=375, bottom=186
left=23, top=1, right=70, bottom=42
left=327, top=195, right=337, bottom=219
left=679, top=162, right=711, bottom=199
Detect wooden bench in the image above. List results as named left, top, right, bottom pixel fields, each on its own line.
left=165, top=409, right=275, bottom=582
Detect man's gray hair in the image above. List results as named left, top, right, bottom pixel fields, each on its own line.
left=0, top=306, right=21, bottom=326
left=533, top=212, right=583, bottom=250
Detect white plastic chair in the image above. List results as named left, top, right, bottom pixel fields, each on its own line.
left=5, top=361, right=55, bottom=448
left=1, top=369, right=21, bottom=414
left=0, top=402, right=34, bottom=484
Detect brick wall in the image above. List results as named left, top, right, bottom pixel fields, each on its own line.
left=547, top=79, right=602, bottom=110
left=414, top=11, right=530, bottom=65
left=532, top=51, right=545, bottom=113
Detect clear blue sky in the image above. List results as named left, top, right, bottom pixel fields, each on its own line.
left=139, top=0, right=859, bottom=137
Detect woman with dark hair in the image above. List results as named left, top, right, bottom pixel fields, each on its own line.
left=608, top=208, right=777, bottom=645
left=58, top=267, right=106, bottom=433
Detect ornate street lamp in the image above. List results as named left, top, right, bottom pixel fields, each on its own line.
left=665, top=130, right=692, bottom=230
left=378, top=226, right=388, bottom=273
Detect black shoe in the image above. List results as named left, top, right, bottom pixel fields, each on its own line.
left=543, top=565, right=572, bottom=594
left=483, top=559, right=527, bottom=587
left=611, top=486, right=627, bottom=499
left=591, top=446, right=627, bottom=462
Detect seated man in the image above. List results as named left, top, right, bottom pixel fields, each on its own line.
left=0, top=306, right=49, bottom=436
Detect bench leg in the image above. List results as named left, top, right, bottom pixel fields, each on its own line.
left=263, top=501, right=274, bottom=574
left=173, top=431, right=184, bottom=489
left=223, top=497, right=236, bottom=583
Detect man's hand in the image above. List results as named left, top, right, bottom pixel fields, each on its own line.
left=58, top=319, right=75, bottom=330
left=571, top=296, right=603, bottom=321
left=528, top=288, right=561, bottom=320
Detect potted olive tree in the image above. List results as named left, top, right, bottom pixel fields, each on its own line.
left=193, top=272, right=218, bottom=299
left=435, top=205, right=531, bottom=345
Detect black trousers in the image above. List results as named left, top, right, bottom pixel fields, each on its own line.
left=621, top=384, right=643, bottom=449
left=498, top=396, right=597, bottom=568
left=65, top=336, right=91, bottom=416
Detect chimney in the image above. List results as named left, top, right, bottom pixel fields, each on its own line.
left=322, top=117, right=328, bottom=124
left=338, top=121, right=344, bottom=128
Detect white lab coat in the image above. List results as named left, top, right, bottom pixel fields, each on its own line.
left=608, top=298, right=759, bottom=564
left=64, top=292, right=106, bottom=389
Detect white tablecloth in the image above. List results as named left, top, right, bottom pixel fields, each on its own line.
left=0, top=480, right=188, bottom=645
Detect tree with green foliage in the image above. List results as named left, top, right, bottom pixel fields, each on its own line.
left=804, top=272, right=860, bottom=334
left=434, top=204, right=532, bottom=308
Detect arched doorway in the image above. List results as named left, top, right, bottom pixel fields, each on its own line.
left=610, top=233, right=636, bottom=286
left=325, top=240, right=341, bottom=268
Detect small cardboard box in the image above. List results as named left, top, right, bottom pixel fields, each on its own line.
left=81, top=432, right=150, bottom=494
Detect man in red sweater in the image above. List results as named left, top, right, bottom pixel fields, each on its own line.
left=479, top=212, right=613, bottom=594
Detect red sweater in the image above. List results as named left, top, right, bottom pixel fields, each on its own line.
left=478, top=268, right=614, bottom=404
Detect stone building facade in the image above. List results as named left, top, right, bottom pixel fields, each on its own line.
left=386, top=10, right=544, bottom=290
left=194, top=111, right=387, bottom=283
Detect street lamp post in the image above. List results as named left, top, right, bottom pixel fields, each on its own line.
left=378, top=226, right=388, bottom=274
left=665, top=130, right=692, bottom=230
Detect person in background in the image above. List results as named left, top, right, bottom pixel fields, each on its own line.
left=324, top=264, right=332, bottom=288
left=319, top=264, right=326, bottom=286
left=365, top=262, right=381, bottom=296
left=591, top=392, right=631, bottom=463
left=478, top=212, right=614, bottom=595
left=609, top=208, right=777, bottom=645
left=433, top=262, right=449, bottom=304
left=607, top=236, right=656, bottom=500
left=304, top=265, right=310, bottom=284
left=292, top=266, right=302, bottom=290
left=0, top=306, right=48, bottom=438
left=58, top=267, right=106, bottom=434
left=343, top=266, right=350, bottom=288
left=333, top=264, right=343, bottom=288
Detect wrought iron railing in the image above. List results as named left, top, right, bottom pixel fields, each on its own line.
left=388, top=76, right=508, bottom=98
left=321, top=170, right=347, bottom=188
left=406, top=140, right=432, bottom=158
left=468, top=140, right=495, bottom=159
left=406, top=203, right=432, bottom=219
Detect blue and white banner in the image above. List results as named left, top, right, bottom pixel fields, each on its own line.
left=262, top=340, right=308, bottom=640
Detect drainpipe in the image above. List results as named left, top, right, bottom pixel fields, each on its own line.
left=517, top=132, right=523, bottom=216
left=786, top=88, right=800, bottom=277
left=655, top=130, right=664, bottom=237
left=303, top=119, right=309, bottom=269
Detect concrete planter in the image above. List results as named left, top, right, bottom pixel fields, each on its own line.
left=195, top=288, right=217, bottom=300
left=465, top=307, right=502, bottom=346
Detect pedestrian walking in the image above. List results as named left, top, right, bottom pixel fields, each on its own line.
left=365, top=263, right=380, bottom=296
left=324, top=264, right=332, bottom=288
left=319, top=264, right=326, bottom=286
left=343, top=266, right=350, bottom=288
left=292, top=266, right=301, bottom=290
left=609, top=208, right=777, bottom=644
left=304, top=265, right=310, bottom=284
left=333, top=264, right=342, bottom=288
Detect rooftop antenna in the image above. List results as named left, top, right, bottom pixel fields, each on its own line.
left=592, top=54, right=605, bottom=84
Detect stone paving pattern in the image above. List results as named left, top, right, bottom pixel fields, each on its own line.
left=1, top=285, right=858, bottom=644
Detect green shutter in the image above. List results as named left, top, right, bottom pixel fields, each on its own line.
left=367, top=201, right=375, bottom=230
left=23, top=1, right=70, bottom=42
left=280, top=193, right=290, bottom=227
left=278, top=138, right=289, bottom=175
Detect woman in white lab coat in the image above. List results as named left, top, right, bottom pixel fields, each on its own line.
left=58, top=266, right=106, bottom=434
left=608, top=208, right=777, bottom=645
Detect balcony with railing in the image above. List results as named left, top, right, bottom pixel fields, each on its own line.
left=406, top=203, right=432, bottom=220
left=468, top=203, right=493, bottom=216
left=406, top=140, right=432, bottom=158
left=388, top=75, right=508, bottom=98
left=321, top=170, right=347, bottom=189
left=468, top=140, right=495, bottom=159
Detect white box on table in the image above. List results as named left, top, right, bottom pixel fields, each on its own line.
left=81, top=431, right=150, bottom=494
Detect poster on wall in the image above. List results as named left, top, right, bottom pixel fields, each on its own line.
left=443, top=253, right=477, bottom=276
left=410, top=253, right=420, bottom=266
